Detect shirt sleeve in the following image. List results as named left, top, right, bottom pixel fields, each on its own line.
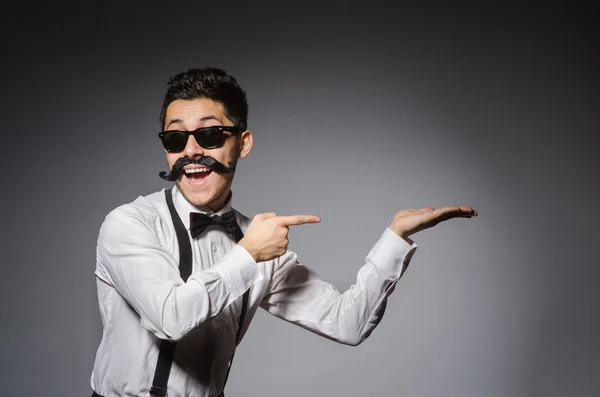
left=259, top=227, right=417, bottom=346
left=95, top=204, right=263, bottom=341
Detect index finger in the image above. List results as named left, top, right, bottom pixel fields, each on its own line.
left=276, top=215, right=321, bottom=226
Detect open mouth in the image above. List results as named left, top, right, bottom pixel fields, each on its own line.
left=183, top=167, right=213, bottom=185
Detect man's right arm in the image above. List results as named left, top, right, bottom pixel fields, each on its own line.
left=95, top=205, right=263, bottom=341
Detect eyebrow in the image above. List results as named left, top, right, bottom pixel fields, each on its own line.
left=165, top=115, right=222, bottom=129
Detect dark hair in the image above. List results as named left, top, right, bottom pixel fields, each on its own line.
left=159, top=67, right=248, bottom=131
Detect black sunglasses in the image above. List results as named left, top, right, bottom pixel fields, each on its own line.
left=158, top=126, right=242, bottom=153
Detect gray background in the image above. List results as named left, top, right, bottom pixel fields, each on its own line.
left=1, top=1, right=598, bottom=396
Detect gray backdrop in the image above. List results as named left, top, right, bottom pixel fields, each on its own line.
left=2, top=2, right=598, bottom=396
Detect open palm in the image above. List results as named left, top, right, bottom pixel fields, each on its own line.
left=391, top=206, right=478, bottom=239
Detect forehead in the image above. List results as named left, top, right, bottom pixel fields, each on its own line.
left=165, top=98, right=225, bottom=119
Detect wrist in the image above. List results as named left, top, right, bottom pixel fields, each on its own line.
left=238, top=238, right=259, bottom=262
left=389, top=226, right=414, bottom=245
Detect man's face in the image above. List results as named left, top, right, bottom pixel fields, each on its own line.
left=163, top=98, right=252, bottom=211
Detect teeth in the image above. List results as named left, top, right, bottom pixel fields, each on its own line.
left=185, top=168, right=210, bottom=174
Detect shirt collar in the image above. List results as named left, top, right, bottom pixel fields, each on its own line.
left=171, top=185, right=233, bottom=231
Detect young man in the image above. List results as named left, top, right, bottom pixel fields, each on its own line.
left=90, top=67, right=477, bottom=397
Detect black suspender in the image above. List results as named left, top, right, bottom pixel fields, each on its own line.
left=148, top=189, right=191, bottom=397
left=221, top=281, right=249, bottom=396
left=150, top=188, right=249, bottom=397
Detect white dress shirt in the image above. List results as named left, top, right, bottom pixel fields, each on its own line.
left=90, top=186, right=417, bottom=397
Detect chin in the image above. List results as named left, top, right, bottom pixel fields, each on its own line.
left=178, top=187, right=211, bottom=207
left=177, top=181, right=229, bottom=210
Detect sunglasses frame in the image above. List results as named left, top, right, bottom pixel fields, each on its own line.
left=158, top=126, right=242, bottom=153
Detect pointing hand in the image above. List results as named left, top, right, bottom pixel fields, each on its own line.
left=238, top=213, right=321, bottom=262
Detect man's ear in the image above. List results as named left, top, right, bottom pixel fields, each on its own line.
left=238, top=130, right=253, bottom=159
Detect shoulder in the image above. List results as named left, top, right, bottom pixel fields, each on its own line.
left=95, top=189, right=172, bottom=280
left=100, top=189, right=168, bottom=234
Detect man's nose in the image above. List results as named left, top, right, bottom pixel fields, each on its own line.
left=183, top=134, right=205, bottom=158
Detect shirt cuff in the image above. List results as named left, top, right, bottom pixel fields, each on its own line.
left=366, top=227, right=418, bottom=278
left=213, top=244, right=263, bottom=295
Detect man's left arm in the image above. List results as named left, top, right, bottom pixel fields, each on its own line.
left=260, top=227, right=417, bottom=346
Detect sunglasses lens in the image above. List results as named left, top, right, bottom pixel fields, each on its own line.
left=161, top=127, right=230, bottom=152
left=162, top=131, right=188, bottom=152
left=195, top=128, right=224, bottom=149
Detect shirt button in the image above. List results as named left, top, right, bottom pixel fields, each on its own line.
left=212, top=245, right=218, bottom=252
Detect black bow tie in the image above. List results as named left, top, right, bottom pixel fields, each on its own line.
left=189, top=211, right=243, bottom=242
